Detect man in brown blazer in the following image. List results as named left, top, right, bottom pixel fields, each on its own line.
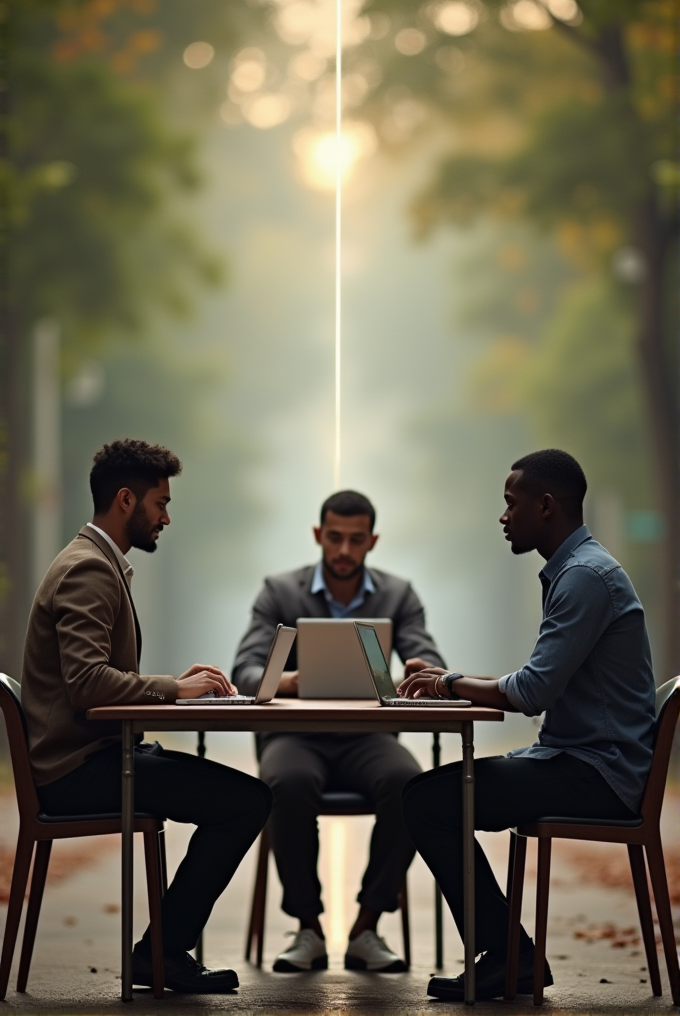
left=22, top=439, right=271, bottom=994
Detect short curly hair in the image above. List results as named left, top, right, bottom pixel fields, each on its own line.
left=90, top=439, right=182, bottom=514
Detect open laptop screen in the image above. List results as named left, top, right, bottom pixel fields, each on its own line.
left=354, top=622, right=397, bottom=700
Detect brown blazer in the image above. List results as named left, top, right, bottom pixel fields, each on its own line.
left=22, top=526, right=177, bottom=787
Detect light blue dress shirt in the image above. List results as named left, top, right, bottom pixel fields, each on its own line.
left=498, top=526, right=656, bottom=812
left=311, top=561, right=376, bottom=618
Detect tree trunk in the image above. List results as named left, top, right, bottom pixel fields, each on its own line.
left=634, top=195, right=679, bottom=680
left=591, top=20, right=679, bottom=680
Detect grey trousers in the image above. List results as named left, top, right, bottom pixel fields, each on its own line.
left=259, top=733, right=422, bottom=920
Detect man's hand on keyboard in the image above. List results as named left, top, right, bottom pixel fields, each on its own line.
left=176, top=665, right=237, bottom=699
left=398, top=667, right=450, bottom=699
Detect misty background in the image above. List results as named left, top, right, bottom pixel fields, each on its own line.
left=3, top=1, right=677, bottom=762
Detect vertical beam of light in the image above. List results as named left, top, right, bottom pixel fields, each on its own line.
left=333, top=0, right=342, bottom=490
left=328, top=819, right=347, bottom=947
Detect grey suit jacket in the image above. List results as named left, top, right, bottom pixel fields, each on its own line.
left=232, top=564, right=446, bottom=697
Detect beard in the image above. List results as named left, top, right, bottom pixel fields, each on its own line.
left=126, top=502, right=159, bottom=553
left=323, top=557, right=364, bottom=582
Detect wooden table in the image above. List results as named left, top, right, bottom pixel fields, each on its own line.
left=87, top=700, right=504, bottom=1004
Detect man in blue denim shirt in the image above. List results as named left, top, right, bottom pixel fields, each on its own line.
left=399, top=449, right=656, bottom=1002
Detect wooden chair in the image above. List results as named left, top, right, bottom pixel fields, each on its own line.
left=0, top=674, right=168, bottom=1000
left=244, top=791, right=411, bottom=968
left=504, top=676, right=680, bottom=1006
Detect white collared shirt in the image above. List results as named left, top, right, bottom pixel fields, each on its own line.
left=86, top=523, right=134, bottom=587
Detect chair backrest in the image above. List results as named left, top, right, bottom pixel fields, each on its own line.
left=0, top=674, right=42, bottom=823
left=640, top=676, right=680, bottom=824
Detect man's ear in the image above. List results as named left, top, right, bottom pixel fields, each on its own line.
left=313, top=525, right=322, bottom=546
left=368, top=533, right=379, bottom=552
left=541, top=493, right=556, bottom=519
left=115, top=487, right=137, bottom=517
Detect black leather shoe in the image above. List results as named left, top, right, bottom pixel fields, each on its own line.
left=132, top=945, right=239, bottom=994
left=427, top=947, right=553, bottom=1001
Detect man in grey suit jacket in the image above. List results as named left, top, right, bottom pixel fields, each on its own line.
left=232, top=490, right=445, bottom=973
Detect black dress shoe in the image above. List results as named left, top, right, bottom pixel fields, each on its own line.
left=427, top=947, right=553, bottom=1001
left=132, top=945, right=239, bottom=994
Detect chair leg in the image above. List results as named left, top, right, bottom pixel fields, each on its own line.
left=645, top=835, right=680, bottom=1006
left=158, top=828, right=168, bottom=895
left=0, top=832, right=35, bottom=1000
left=434, top=880, right=444, bottom=970
left=504, top=831, right=527, bottom=1001
left=143, top=830, right=165, bottom=1000
left=398, top=876, right=411, bottom=969
left=627, top=843, right=661, bottom=996
left=245, top=826, right=270, bottom=967
left=506, top=828, right=517, bottom=899
left=533, top=837, right=552, bottom=1006
left=16, top=840, right=53, bottom=993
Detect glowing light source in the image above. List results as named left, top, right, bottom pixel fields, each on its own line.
left=543, top=0, right=582, bottom=23
left=328, top=820, right=347, bottom=947
left=183, top=41, right=215, bottom=69
left=500, top=1, right=552, bottom=31
left=432, top=2, right=479, bottom=36
left=244, top=95, right=292, bottom=129
left=293, top=123, right=377, bottom=190
left=231, top=60, right=266, bottom=93
left=395, top=27, right=427, bottom=55
left=334, top=0, right=342, bottom=489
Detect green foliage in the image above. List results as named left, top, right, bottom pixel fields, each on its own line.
left=521, top=279, right=650, bottom=498
left=9, top=10, right=224, bottom=357
left=437, top=220, right=650, bottom=505
left=354, top=0, right=676, bottom=546
left=414, top=94, right=648, bottom=244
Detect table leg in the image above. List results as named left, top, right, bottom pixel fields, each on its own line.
left=195, top=733, right=205, bottom=966
left=122, top=721, right=135, bottom=1002
left=432, top=733, right=444, bottom=970
left=462, top=720, right=475, bottom=1005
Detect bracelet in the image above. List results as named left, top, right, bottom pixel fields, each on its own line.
left=435, top=674, right=446, bottom=699
left=442, top=672, right=464, bottom=698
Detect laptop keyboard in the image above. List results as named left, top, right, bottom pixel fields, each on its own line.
left=383, top=697, right=471, bottom=707
left=179, top=695, right=256, bottom=705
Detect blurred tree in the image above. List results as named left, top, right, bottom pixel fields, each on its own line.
left=349, top=0, right=679, bottom=676
left=0, top=0, right=263, bottom=675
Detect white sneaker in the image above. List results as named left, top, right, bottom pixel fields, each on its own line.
left=344, top=930, right=407, bottom=972
left=273, top=929, right=328, bottom=972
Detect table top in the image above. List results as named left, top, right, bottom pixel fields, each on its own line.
left=87, top=698, right=504, bottom=734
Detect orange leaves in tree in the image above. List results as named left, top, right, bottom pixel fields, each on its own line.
left=52, top=0, right=162, bottom=74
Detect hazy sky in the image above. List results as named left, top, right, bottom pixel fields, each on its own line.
left=125, top=112, right=541, bottom=754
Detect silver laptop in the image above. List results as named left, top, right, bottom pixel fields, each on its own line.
left=297, top=618, right=392, bottom=699
left=354, top=622, right=471, bottom=708
left=179, top=624, right=296, bottom=705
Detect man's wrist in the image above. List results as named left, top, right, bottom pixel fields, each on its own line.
left=434, top=674, right=447, bottom=698
left=442, top=672, right=464, bottom=698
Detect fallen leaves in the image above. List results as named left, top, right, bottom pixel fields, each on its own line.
left=0, top=837, right=118, bottom=904
left=572, top=922, right=644, bottom=948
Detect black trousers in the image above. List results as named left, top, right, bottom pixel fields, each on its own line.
left=402, top=753, right=635, bottom=956
left=259, top=734, right=422, bottom=920
left=38, top=742, right=272, bottom=954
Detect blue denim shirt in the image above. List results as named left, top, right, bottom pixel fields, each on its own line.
left=498, top=526, right=655, bottom=812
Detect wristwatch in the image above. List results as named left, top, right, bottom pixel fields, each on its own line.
left=442, top=672, right=464, bottom=698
